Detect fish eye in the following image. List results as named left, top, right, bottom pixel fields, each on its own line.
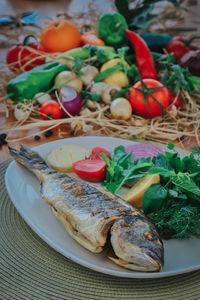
left=144, top=232, right=154, bottom=241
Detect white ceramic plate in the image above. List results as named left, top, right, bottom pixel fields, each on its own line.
left=5, top=136, right=200, bottom=278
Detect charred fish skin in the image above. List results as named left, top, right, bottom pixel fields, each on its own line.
left=9, top=145, right=164, bottom=272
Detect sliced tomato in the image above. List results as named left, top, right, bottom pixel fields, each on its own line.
left=91, top=147, right=111, bottom=160
left=72, top=160, right=107, bottom=182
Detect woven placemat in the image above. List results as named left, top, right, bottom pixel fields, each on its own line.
left=1, top=159, right=200, bottom=300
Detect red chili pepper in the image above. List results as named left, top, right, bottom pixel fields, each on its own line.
left=124, top=30, right=157, bottom=80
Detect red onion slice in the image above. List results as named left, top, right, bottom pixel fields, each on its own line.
left=125, top=143, right=164, bottom=160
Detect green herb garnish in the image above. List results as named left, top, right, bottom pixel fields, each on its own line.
left=101, top=143, right=200, bottom=240
left=101, top=145, right=152, bottom=194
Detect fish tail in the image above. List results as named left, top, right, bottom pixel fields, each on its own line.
left=8, top=145, right=52, bottom=182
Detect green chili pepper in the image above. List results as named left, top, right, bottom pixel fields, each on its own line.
left=59, top=47, right=91, bottom=60
left=94, top=62, right=125, bottom=82
left=58, top=45, right=116, bottom=62
left=6, top=62, right=67, bottom=102
left=96, top=13, right=128, bottom=46
left=83, top=45, right=116, bottom=59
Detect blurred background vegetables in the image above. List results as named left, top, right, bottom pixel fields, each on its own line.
left=179, top=50, right=200, bottom=76
left=114, top=0, right=180, bottom=31
left=40, top=19, right=82, bottom=52
left=6, top=35, right=45, bottom=72
left=166, top=35, right=200, bottom=62
left=2, top=2, right=200, bottom=147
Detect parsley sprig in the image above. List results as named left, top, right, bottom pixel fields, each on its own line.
left=101, top=145, right=153, bottom=194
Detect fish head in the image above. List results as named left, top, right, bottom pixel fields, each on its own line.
left=108, top=212, right=164, bottom=272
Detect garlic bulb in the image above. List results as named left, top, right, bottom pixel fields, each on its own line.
left=14, top=105, right=31, bottom=121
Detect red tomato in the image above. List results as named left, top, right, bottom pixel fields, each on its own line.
left=73, top=160, right=107, bottom=182
left=166, top=36, right=198, bottom=62
left=129, top=79, right=170, bottom=118
left=169, top=93, right=183, bottom=109
left=6, top=35, right=45, bottom=72
left=91, top=147, right=111, bottom=160
left=40, top=100, right=62, bottom=120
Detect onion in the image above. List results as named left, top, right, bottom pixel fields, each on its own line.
left=59, top=86, right=82, bottom=116
left=55, top=71, right=83, bottom=91
left=125, top=143, right=164, bottom=160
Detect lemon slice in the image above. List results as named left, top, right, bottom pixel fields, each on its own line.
left=124, top=174, right=160, bottom=208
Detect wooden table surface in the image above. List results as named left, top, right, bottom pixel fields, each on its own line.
left=0, top=0, right=200, bottom=162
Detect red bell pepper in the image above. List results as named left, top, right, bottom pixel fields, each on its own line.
left=166, top=36, right=200, bottom=62
left=6, top=35, right=45, bottom=72
left=124, top=29, right=157, bottom=80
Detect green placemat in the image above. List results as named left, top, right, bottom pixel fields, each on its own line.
left=1, top=159, right=200, bottom=300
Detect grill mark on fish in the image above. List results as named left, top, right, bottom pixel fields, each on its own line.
left=9, top=145, right=164, bottom=272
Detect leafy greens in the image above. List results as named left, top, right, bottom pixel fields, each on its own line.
left=101, top=143, right=200, bottom=239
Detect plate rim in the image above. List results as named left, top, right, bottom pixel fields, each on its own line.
left=5, top=136, right=200, bottom=279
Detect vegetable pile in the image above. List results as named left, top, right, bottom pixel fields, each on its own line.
left=1, top=2, right=200, bottom=146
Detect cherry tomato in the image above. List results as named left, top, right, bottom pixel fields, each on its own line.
left=129, top=79, right=170, bottom=118
left=40, top=100, right=62, bottom=120
left=169, top=93, right=183, bottom=109
left=166, top=36, right=198, bottom=62
left=6, top=35, right=45, bottom=72
left=91, top=147, right=111, bottom=160
left=73, top=160, right=107, bottom=182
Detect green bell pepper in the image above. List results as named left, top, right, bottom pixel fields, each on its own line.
left=7, top=62, right=67, bottom=102
left=96, top=13, right=128, bottom=46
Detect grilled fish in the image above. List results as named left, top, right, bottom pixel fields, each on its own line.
left=9, top=145, right=164, bottom=272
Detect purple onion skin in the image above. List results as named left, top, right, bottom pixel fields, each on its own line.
left=125, top=143, right=164, bottom=160
left=59, top=86, right=82, bottom=116
left=179, top=50, right=200, bottom=77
